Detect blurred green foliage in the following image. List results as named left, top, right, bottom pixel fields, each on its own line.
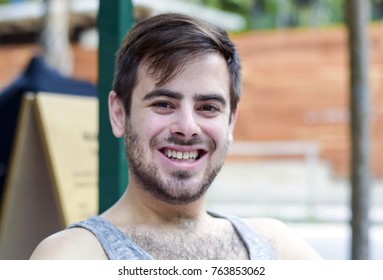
left=188, top=0, right=383, bottom=30
left=2, top=0, right=383, bottom=30
left=0, top=0, right=38, bottom=4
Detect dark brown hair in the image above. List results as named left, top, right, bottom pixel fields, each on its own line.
left=113, top=13, right=241, bottom=117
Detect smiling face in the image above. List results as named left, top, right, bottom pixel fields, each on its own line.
left=111, top=53, right=237, bottom=205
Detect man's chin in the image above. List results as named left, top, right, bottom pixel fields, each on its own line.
left=170, top=170, right=193, bottom=180
left=150, top=179, right=209, bottom=205
left=155, top=190, right=206, bottom=205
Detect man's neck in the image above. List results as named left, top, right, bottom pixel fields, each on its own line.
left=104, top=184, right=209, bottom=227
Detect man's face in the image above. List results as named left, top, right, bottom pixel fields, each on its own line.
left=125, top=53, right=236, bottom=204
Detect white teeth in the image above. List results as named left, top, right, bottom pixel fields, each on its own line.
left=176, top=151, right=182, bottom=159
left=190, top=151, right=196, bottom=159
left=164, top=149, right=199, bottom=160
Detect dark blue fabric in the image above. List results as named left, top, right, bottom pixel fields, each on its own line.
left=0, top=55, right=97, bottom=200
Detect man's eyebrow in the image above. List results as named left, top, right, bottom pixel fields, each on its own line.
left=143, top=89, right=183, bottom=101
left=194, top=94, right=227, bottom=107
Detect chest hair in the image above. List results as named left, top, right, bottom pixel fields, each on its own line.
left=123, top=221, right=249, bottom=260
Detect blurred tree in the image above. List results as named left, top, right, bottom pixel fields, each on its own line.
left=345, top=0, right=371, bottom=260
left=295, top=0, right=314, bottom=5
left=371, top=0, right=383, bottom=19
left=40, top=0, right=73, bottom=76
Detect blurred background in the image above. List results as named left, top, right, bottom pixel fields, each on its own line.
left=0, top=0, right=382, bottom=260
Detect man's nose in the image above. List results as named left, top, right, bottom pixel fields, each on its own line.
left=170, top=108, right=201, bottom=139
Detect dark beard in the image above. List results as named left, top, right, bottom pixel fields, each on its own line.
left=123, top=121, right=227, bottom=205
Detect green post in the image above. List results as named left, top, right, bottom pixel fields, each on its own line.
left=97, top=0, right=134, bottom=213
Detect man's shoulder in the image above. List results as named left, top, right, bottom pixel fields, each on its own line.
left=243, top=217, right=322, bottom=260
left=29, top=227, right=107, bottom=260
left=243, top=217, right=293, bottom=235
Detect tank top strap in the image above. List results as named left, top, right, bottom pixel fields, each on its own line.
left=208, top=211, right=276, bottom=260
left=68, top=216, right=153, bottom=260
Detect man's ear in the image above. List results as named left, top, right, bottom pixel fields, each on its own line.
left=108, top=91, right=126, bottom=138
left=228, top=109, right=238, bottom=143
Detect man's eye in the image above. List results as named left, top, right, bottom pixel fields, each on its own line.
left=151, top=102, right=175, bottom=113
left=153, top=102, right=173, bottom=109
left=200, top=104, right=220, bottom=112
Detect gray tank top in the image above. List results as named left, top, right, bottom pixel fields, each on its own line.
left=68, top=211, right=276, bottom=260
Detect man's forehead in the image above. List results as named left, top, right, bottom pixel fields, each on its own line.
left=138, top=52, right=225, bottom=84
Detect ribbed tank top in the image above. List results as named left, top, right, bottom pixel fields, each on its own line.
left=68, top=211, right=276, bottom=260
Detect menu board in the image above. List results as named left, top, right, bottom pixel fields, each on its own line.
left=0, top=92, right=99, bottom=259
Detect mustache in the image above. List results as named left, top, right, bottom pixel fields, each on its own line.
left=166, top=135, right=204, bottom=146
left=151, top=135, right=216, bottom=150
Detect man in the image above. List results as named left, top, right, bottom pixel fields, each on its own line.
left=30, top=13, right=321, bottom=260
